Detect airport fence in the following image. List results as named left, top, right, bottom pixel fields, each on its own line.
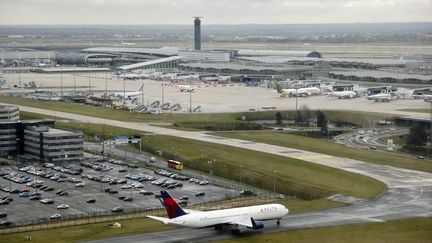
left=0, top=195, right=278, bottom=235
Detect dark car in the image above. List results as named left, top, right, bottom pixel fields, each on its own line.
left=109, top=190, right=118, bottom=194
left=86, top=198, right=96, bottom=203
left=30, top=196, right=41, bottom=201
left=55, top=190, right=64, bottom=195
left=44, top=187, right=55, bottom=192
left=59, top=191, right=68, bottom=196
left=104, top=188, right=112, bottom=193
left=0, top=212, right=6, bottom=218
left=30, top=192, right=41, bottom=197
left=123, top=197, right=133, bottom=202
left=180, top=196, right=189, bottom=201
left=10, top=189, right=20, bottom=194
left=118, top=195, right=127, bottom=200
left=195, top=192, right=205, bottom=197
left=111, top=207, right=124, bottom=213
left=0, top=220, right=13, bottom=227
left=240, top=190, right=255, bottom=196
left=0, top=200, right=9, bottom=205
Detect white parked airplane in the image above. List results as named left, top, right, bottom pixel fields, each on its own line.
left=113, top=84, right=143, bottom=99
left=147, top=191, right=288, bottom=233
left=178, top=85, right=195, bottom=92
left=121, top=41, right=136, bottom=46
left=274, top=81, right=320, bottom=97
left=367, top=93, right=393, bottom=102
left=329, top=90, right=357, bottom=99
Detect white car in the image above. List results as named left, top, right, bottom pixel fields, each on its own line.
left=133, top=183, right=143, bottom=188
left=199, top=180, right=209, bottom=185
left=121, top=185, right=132, bottom=189
left=57, top=204, right=69, bottom=209
left=50, top=214, right=62, bottom=220
left=74, top=182, right=85, bottom=187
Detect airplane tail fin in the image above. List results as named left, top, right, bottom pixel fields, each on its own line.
left=274, top=81, right=283, bottom=93
left=159, top=190, right=188, bottom=219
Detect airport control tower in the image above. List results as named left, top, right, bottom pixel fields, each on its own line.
left=193, top=17, right=202, bottom=50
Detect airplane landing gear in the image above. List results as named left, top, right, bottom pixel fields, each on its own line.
left=277, top=218, right=281, bottom=225
left=231, top=228, right=240, bottom=234
left=214, top=225, right=223, bottom=230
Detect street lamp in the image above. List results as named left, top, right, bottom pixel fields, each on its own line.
left=240, top=165, right=243, bottom=186
left=273, top=170, right=277, bottom=197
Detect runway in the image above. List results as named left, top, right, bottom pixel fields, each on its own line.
left=5, top=104, right=432, bottom=243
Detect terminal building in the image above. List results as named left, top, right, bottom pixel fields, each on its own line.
left=0, top=111, right=84, bottom=162
left=0, top=105, right=20, bottom=121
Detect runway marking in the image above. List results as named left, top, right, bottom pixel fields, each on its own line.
left=294, top=154, right=333, bottom=160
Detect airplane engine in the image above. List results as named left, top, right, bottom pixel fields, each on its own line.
left=251, top=221, right=264, bottom=229
left=307, top=92, right=312, bottom=96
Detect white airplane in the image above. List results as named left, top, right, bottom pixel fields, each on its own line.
left=274, top=81, right=320, bottom=97
left=121, top=40, right=136, bottom=46
left=178, top=85, right=195, bottom=92
left=147, top=191, right=288, bottom=233
left=366, top=93, right=393, bottom=102
left=329, top=90, right=357, bottom=99
left=113, top=84, right=143, bottom=99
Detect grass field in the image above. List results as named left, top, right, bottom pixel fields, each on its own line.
left=216, top=217, right=432, bottom=243
left=4, top=96, right=393, bottom=129
left=138, top=135, right=385, bottom=199
left=214, top=131, right=432, bottom=173
left=398, top=109, right=431, bottom=114
left=0, top=218, right=174, bottom=243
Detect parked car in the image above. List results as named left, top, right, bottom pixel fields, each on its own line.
left=57, top=204, right=69, bottom=209
left=180, top=196, right=189, bottom=201
left=240, top=190, right=255, bottom=196
left=50, top=214, right=62, bottom=220
left=19, top=192, right=30, bottom=197
left=30, top=196, right=41, bottom=201
left=86, top=198, right=96, bottom=203
left=0, top=212, right=7, bottom=218
left=74, top=182, right=85, bottom=187
left=0, top=220, right=13, bottom=227
left=111, top=207, right=124, bottom=213
left=40, top=198, right=54, bottom=204
left=195, top=192, right=205, bottom=197
left=123, top=197, right=133, bottom=202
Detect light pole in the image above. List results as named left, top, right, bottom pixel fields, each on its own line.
left=161, top=79, right=165, bottom=106
left=60, top=67, right=63, bottom=100
left=189, top=79, right=192, bottom=113
left=295, top=88, right=298, bottom=125
left=240, top=165, right=243, bottom=187
left=123, top=74, right=126, bottom=105
left=88, top=74, right=91, bottom=94
left=273, top=170, right=277, bottom=198
left=105, top=72, right=108, bottom=97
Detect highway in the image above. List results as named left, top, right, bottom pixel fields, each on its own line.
left=7, top=104, right=432, bottom=242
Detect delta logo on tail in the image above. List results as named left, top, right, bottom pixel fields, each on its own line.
left=160, top=191, right=187, bottom=219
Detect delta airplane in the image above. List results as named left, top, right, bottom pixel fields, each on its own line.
left=274, top=81, right=321, bottom=97
left=178, top=85, right=195, bottom=92
left=147, top=191, right=289, bottom=233
left=113, top=84, right=143, bottom=99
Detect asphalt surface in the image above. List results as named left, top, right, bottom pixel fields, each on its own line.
left=3, top=105, right=432, bottom=242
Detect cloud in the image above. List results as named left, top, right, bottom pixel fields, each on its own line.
left=0, top=0, right=431, bottom=24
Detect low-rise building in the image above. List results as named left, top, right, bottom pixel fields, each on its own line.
left=0, top=105, right=19, bottom=121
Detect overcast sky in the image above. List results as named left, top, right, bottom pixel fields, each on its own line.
left=0, top=0, right=431, bottom=25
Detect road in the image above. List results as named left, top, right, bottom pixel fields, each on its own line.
left=5, top=104, right=432, bottom=242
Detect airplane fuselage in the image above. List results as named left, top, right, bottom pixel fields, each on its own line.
left=163, top=204, right=288, bottom=228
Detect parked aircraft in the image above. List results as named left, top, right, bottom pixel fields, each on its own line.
left=367, top=93, right=393, bottom=102
left=121, top=41, right=136, bottom=46
left=178, top=85, right=195, bottom=92
left=329, top=90, right=357, bottom=99
left=147, top=191, right=288, bottom=233
left=113, top=85, right=143, bottom=99
left=274, top=81, right=321, bottom=97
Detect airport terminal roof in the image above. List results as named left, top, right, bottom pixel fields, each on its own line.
left=117, top=56, right=184, bottom=71
left=331, top=69, right=432, bottom=81
left=0, top=50, right=56, bottom=59
left=179, top=62, right=313, bottom=72
left=81, top=47, right=179, bottom=57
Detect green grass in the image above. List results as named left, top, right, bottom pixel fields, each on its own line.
left=139, top=135, right=385, bottom=199
left=398, top=109, right=431, bottom=114
left=214, top=131, right=432, bottom=173
left=216, top=217, right=432, bottom=243
left=378, top=135, right=406, bottom=145
left=0, top=218, right=174, bottom=243
left=19, top=111, right=63, bottom=120
left=4, top=96, right=393, bottom=129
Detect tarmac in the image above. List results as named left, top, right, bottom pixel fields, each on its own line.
left=0, top=72, right=430, bottom=119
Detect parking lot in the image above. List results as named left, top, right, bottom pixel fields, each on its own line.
left=0, top=157, right=240, bottom=227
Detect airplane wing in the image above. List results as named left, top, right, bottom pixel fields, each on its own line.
left=147, top=215, right=169, bottom=224
left=227, top=217, right=254, bottom=227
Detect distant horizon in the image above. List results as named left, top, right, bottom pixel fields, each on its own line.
left=0, top=21, right=431, bottom=27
